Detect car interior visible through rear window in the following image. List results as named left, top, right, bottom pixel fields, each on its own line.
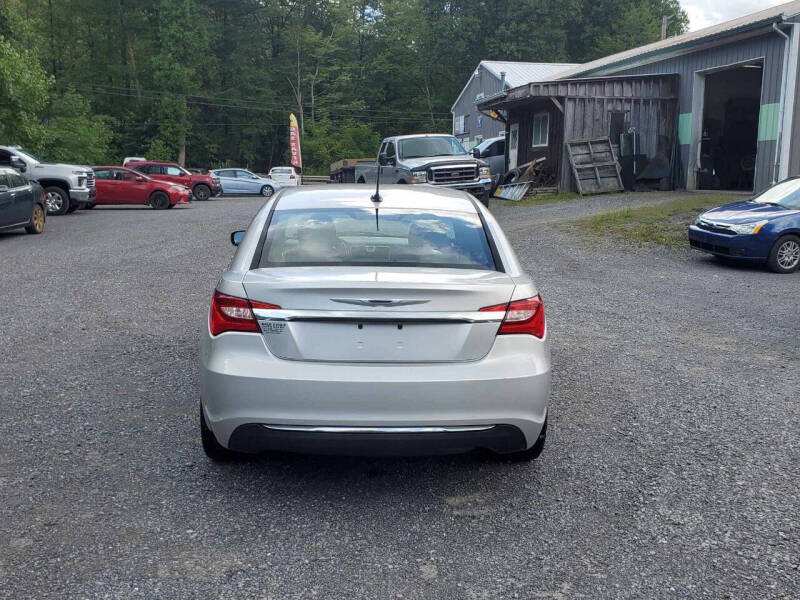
left=258, top=207, right=497, bottom=270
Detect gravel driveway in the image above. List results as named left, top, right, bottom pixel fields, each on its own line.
left=1, top=194, right=797, bottom=599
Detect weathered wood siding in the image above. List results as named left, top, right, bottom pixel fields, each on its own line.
left=513, top=99, right=563, bottom=180
left=558, top=77, right=678, bottom=191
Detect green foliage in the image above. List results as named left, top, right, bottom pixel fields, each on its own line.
left=577, top=194, right=737, bottom=247
left=7, top=0, right=688, bottom=170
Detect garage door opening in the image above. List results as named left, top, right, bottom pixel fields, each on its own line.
left=697, top=62, right=763, bottom=191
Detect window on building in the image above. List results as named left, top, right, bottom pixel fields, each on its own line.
left=532, top=113, right=549, bottom=147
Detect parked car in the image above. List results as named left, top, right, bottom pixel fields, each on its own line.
left=92, top=166, right=191, bottom=209
left=199, top=185, right=550, bottom=461
left=688, top=177, right=800, bottom=273
left=0, top=167, right=46, bottom=234
left=0, top=145, right=95, bottom=215
left=211, top=168, right=281, bottom=197
left=268, top=166, right=300, bottom=186
left=471, top=136, right=506, bottom=179
left=341, top=134, right=492, bottom=206
left=126, top=160, right=221, bottom=201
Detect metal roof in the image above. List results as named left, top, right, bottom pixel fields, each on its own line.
left=480, top=61, right=579, bottom=87
left=451, top=61, right=578, bottom=112
left=554, top=0, right=800, bottom=79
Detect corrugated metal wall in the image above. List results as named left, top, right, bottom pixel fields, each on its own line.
left=612, top=31, right=786, bottom=192
left=452, top=66, right=506, bottom=145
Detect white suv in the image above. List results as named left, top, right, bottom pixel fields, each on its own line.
left=268, top=166, right=300, bottom=186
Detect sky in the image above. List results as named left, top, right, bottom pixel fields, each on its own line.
left=681, top=0, right=789, bottom=30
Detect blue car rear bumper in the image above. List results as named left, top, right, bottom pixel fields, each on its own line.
left=687, top=225, right=772, bottom=260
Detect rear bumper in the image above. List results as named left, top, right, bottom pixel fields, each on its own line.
left=687, top=225, right=771, bottom=259
left=200, top=332, right=550, bottom=455
left=226, top=423, right=529, bottom=456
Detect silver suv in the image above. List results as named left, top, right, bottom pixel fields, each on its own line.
left=0, top=146, right=96, bottom=215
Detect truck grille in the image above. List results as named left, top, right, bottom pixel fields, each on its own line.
left=86, top=172, right=95, bottom=188
left=429, top=164, right=477, bottom=184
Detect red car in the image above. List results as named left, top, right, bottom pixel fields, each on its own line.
left=91, top=166, right=192, bottom=209
left=125, top=160, right=221, bottom=201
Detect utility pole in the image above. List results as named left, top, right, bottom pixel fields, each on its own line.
left=661, top=14, right=675, bottom=40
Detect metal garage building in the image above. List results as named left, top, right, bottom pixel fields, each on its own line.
left=478, top=1, right=800, bottom=194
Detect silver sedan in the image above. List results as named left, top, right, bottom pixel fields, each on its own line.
left=199, top=185, right=551, bottom=460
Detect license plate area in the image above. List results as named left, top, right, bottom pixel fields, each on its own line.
left=260, top=318, right=497, bottom=363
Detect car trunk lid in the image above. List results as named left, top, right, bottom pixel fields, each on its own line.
left=243, top=267, right=514, bottom=363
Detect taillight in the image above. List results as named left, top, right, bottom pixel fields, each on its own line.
left=289, top=174, right=296, bottom=179
left=480, top=295, right=545, bottom=338
left=209, top=290, right=280, bottom=336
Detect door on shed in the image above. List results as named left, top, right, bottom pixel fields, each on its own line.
left=508, top=123, right=519, bottom=170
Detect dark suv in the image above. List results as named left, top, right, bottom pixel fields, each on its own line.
left=126, top=161, right=221, bottom=200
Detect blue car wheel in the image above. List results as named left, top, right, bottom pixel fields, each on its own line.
left=767, top=234, right=800, bottom=273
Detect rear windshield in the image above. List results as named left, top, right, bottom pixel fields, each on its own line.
left=259, top=207, right=496, bottom=270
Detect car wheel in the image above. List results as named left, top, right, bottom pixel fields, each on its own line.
left=45, top=187, right=70, bottom=215
left=149, top=191, right=170, bottom=210
left=194, top=184, right=211, bottom=201
left=500, top=417, right=547, bottom=462
left=767, top=234, right=800, bottom=273
left=200, top=405, right=240, bottom=461
left=25, top=204, right=45, bottom=234
left=260, top=185, right=274, bottom=197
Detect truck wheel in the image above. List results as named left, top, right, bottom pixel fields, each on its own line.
left=25, top=204, right=45, bottom=234
left=193, top=184, right=211, bottom=201
left=45, top=187, right=70, bottom=216
left=149, top=191, right=171, bottom=210
left=66, top=202, right=79, bottom=213
left=260, top=185, right=274, bottom=197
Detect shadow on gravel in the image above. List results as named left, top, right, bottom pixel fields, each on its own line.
left=198, top=449, right=541, bottom=505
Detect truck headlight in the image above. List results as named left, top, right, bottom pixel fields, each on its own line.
left=410, top=170, right=427, bottom=183
left=479, top=166, right=491, bottom=179
left=729, top=220, right=768, bottom=235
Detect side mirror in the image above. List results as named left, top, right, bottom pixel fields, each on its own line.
left=471, top=148, right=481, bottom=158
left=135, top=176, right=146, bottom=182
left=378, top=153, right=394, bottom=167
left=231, top=230, right=246, bottom=246
left=10, top=156, right=26, bottom=172
left=0, top=185, right=9, bottom=192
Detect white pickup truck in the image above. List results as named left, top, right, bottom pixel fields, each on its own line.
left=352, top=134, right=493, bottom=206
left=0, top=146, right=96, bottom=215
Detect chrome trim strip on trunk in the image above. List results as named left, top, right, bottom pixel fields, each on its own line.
left=262, top=424, right=495, bottom=434
left=330, top=298, right=430, bottom=307
left=252, top=308, right=503, bottom=323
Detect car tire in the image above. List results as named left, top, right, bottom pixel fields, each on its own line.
left=149, top=191, right=170, bottom=210
left=200, top=405, right=241, bottom=461
left=25, top=203, right=45, bottom=234
left=45, top=187, right=70, bottom=215
left=193, top=184, right=211, bottom=201
left=500, top=417, right=547, bottom=462
left=66, top=202, right=79, bottom=213
left=260, top=185, right=274, bottom=197
left=767, top=234, right=800, bottom=273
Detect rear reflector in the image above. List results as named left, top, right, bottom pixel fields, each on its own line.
left=480, top=295, right=545, bottom=338
left=209, top=290, right=280, bottom=336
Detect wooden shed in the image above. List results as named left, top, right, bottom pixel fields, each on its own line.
left=478, top=73, right=679, bottom=193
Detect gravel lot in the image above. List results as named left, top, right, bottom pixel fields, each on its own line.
left=1, top=193, right=797, bottom=599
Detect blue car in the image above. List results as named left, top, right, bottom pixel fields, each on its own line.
left=688, top=177, right=800, bottom=273
left=211, top=169, right=281, bottom=197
